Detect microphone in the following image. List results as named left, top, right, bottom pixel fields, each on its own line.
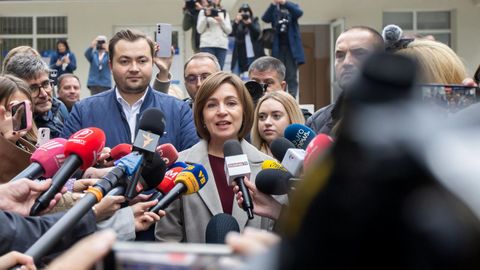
left=149, top=163, right=208, bottom=213
left=148, top=161, right=188, bottom=207
left=205, top=213, right=240, bottom=244
left=281, top=148, right=305, bottom=178
left=270, top=137, right=295, bottom=161
left=11, top=138, right=67, bottom=181
left=304, top=134, right=334, bottom=170
left=256, top=168, right=297, bottom=195
left=107, top=143, right=132, bottom=161
left=261, top=160, right=287, bottom=171
left=30, top=127, right=105, bottom=215
left=23, top=152, right=143, bottom=263
left=156, top=143, right=179, bottom=167
left=223, top=140, right=254, bottom=220
left=126, top=108, right=166, bottom=199
left=284, top=123, right=316, bottom=150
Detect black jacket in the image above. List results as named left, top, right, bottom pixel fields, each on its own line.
left=231, top=17, right=265, bottom=73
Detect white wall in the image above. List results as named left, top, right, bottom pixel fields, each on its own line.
left=1, top=0, right=479, bottom=98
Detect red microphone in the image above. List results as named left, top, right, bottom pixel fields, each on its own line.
left=156, top=143, right=179, bottom=167
left=30, top=127, right=106, bottom=215
left=108, top=143, right=132, bottom=161
left=11, top=138, right=67, bottom=181
left=149, top=161, right=188, bottom=208
left=304, top=134, right=334, bottom=170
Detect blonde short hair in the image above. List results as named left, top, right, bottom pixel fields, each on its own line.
left=251, top=91, right=304, bottom=152
left=395, top=39, right=467, bottom=84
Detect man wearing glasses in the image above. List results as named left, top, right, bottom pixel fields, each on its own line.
left=153, top=52, right=220, bottom=108
left=4, top=54, right=69, bottom=139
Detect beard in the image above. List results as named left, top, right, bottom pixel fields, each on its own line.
left=114, top=78, right=149, bottom=94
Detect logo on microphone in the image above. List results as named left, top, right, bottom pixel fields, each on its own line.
left=293, top=129, right=311, bottom=148
left=142, top=133, right=154, bottom=148
left=72, top=129, right=93, bottom=139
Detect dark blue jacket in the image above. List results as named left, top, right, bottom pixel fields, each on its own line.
left=49, top=50, right=77, bottom=84
left=262, top=1, right=305, bottom=65
left=35, top=97, right=70, bottom=139
left=61, top=87, right=199, bottom=151
left=84, top=47, right=112, bottom=89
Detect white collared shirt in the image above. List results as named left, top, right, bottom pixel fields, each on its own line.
left=115, top=88, right=148, bottom=143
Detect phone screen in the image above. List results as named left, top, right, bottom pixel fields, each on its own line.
left=418, top=84, right=479, bottom=113
left=11, top=101, right=29, bottom=131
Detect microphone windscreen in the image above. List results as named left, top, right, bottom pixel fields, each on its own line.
left=110, top=143, right=132, bottom=161
left=256, top=168, right=294, bottom=195
left=156, top=143, right=178, bottom=167
left=157, top=162, right=188, bottom=193
left=64, top=127, right=106, bottom=170
left=304, top=134, right=334, bottom=170
left=261, top=160, right=287, bottom=171
left=139, top=108, right=166, bottom=136
left=174, top=164, right=208, bottom=194
left=30, top=138, right=67, bottom=178
left=141, top=152, right=167, bottom=190
left=382, top=24, right=403, bottom=47
left=205, top=213, right=240, bottom=244
left=223, top=139, right=243, bottom=156
left=284, top=124, right=317, bottom=150
left=270, top=137, right=295, bottom=161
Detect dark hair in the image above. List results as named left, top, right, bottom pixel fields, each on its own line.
left=238, top=3, right=253, bottom=15
left=108, top=29, right=155, bottom=61
left=56, top=39, right=70, bottom=52
left=475, top=64, right=480, bottom=85
left=248, top=56, right=286, bottom=81
left=344, top=26, right=385, bottom=52
left=193, top=72, right=254, bottom=141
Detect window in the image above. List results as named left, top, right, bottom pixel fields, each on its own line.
left=383, top=11, right=452, bottom=46
left=0, top=16, right=67, bottom=72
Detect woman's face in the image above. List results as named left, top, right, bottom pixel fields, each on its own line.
left=257, top=98, right=290, bottom=145
left=203, top=83, right=243, bottom=145
left=57, top=43, right=67, bottom=53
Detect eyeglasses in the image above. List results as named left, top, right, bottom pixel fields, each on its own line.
left=30, top=80, right=52, bottom=97
left=185, top=73, right=211, bottom=84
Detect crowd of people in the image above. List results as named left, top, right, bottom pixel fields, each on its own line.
left=1, top=1, right=480, bottom=269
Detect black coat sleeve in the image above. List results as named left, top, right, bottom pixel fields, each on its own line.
left=0, top=210, right=97, bottom=256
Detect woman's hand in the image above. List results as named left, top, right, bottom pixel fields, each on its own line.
left=130, top=200, right=166, bottom=232
left=232, top=177, right=282, bottom=220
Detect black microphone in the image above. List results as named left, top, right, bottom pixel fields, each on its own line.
left=224, top=140, right=254, bottom=220
left=270, top=137, right=295, bottom=161
left=205, top=213, right=240, bottom=244
left=256, top=168, right=298, bottom=195
left=126, top=108, right=166, bottom=199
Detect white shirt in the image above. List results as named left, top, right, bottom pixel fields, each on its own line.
left=115, top=88, right=147, bottom=143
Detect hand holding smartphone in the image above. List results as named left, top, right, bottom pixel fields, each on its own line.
left=155, top=23, right=172, bottom=58
left=11, top=100, right=32, bottom=133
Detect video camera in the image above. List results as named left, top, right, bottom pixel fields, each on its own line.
left=206, top=7, right=225, bottom=18
left=96, top=36, right=107, bottom=50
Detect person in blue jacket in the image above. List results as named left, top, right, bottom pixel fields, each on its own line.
left=262, top=0, right=305, bottom=98
left=61, top=29, right=199, bottom=151
left=84, top=35, right=112, bottom=96
left=49, top=39, right=77, bottom=85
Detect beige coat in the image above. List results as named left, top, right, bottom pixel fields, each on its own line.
left=155, top=139, right=277, bottom=243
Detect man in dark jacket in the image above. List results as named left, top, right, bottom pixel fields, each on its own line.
left=231, top=4, right=265, bottom=76
left=262, top=0, right=305, bottom=98
left=306, top=26, right=385, bottom=136
left=62, top=29, right=198, bottom=150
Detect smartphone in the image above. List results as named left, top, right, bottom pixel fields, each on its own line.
left=36, top=128, right=51, bottom=147
left=11, top=100, right=32, bottom=132
left=418, top=84, right=480, bottom=113
left=155, top=23, right=172, bottom=58
left=97, top=242, right=238, bottom=270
